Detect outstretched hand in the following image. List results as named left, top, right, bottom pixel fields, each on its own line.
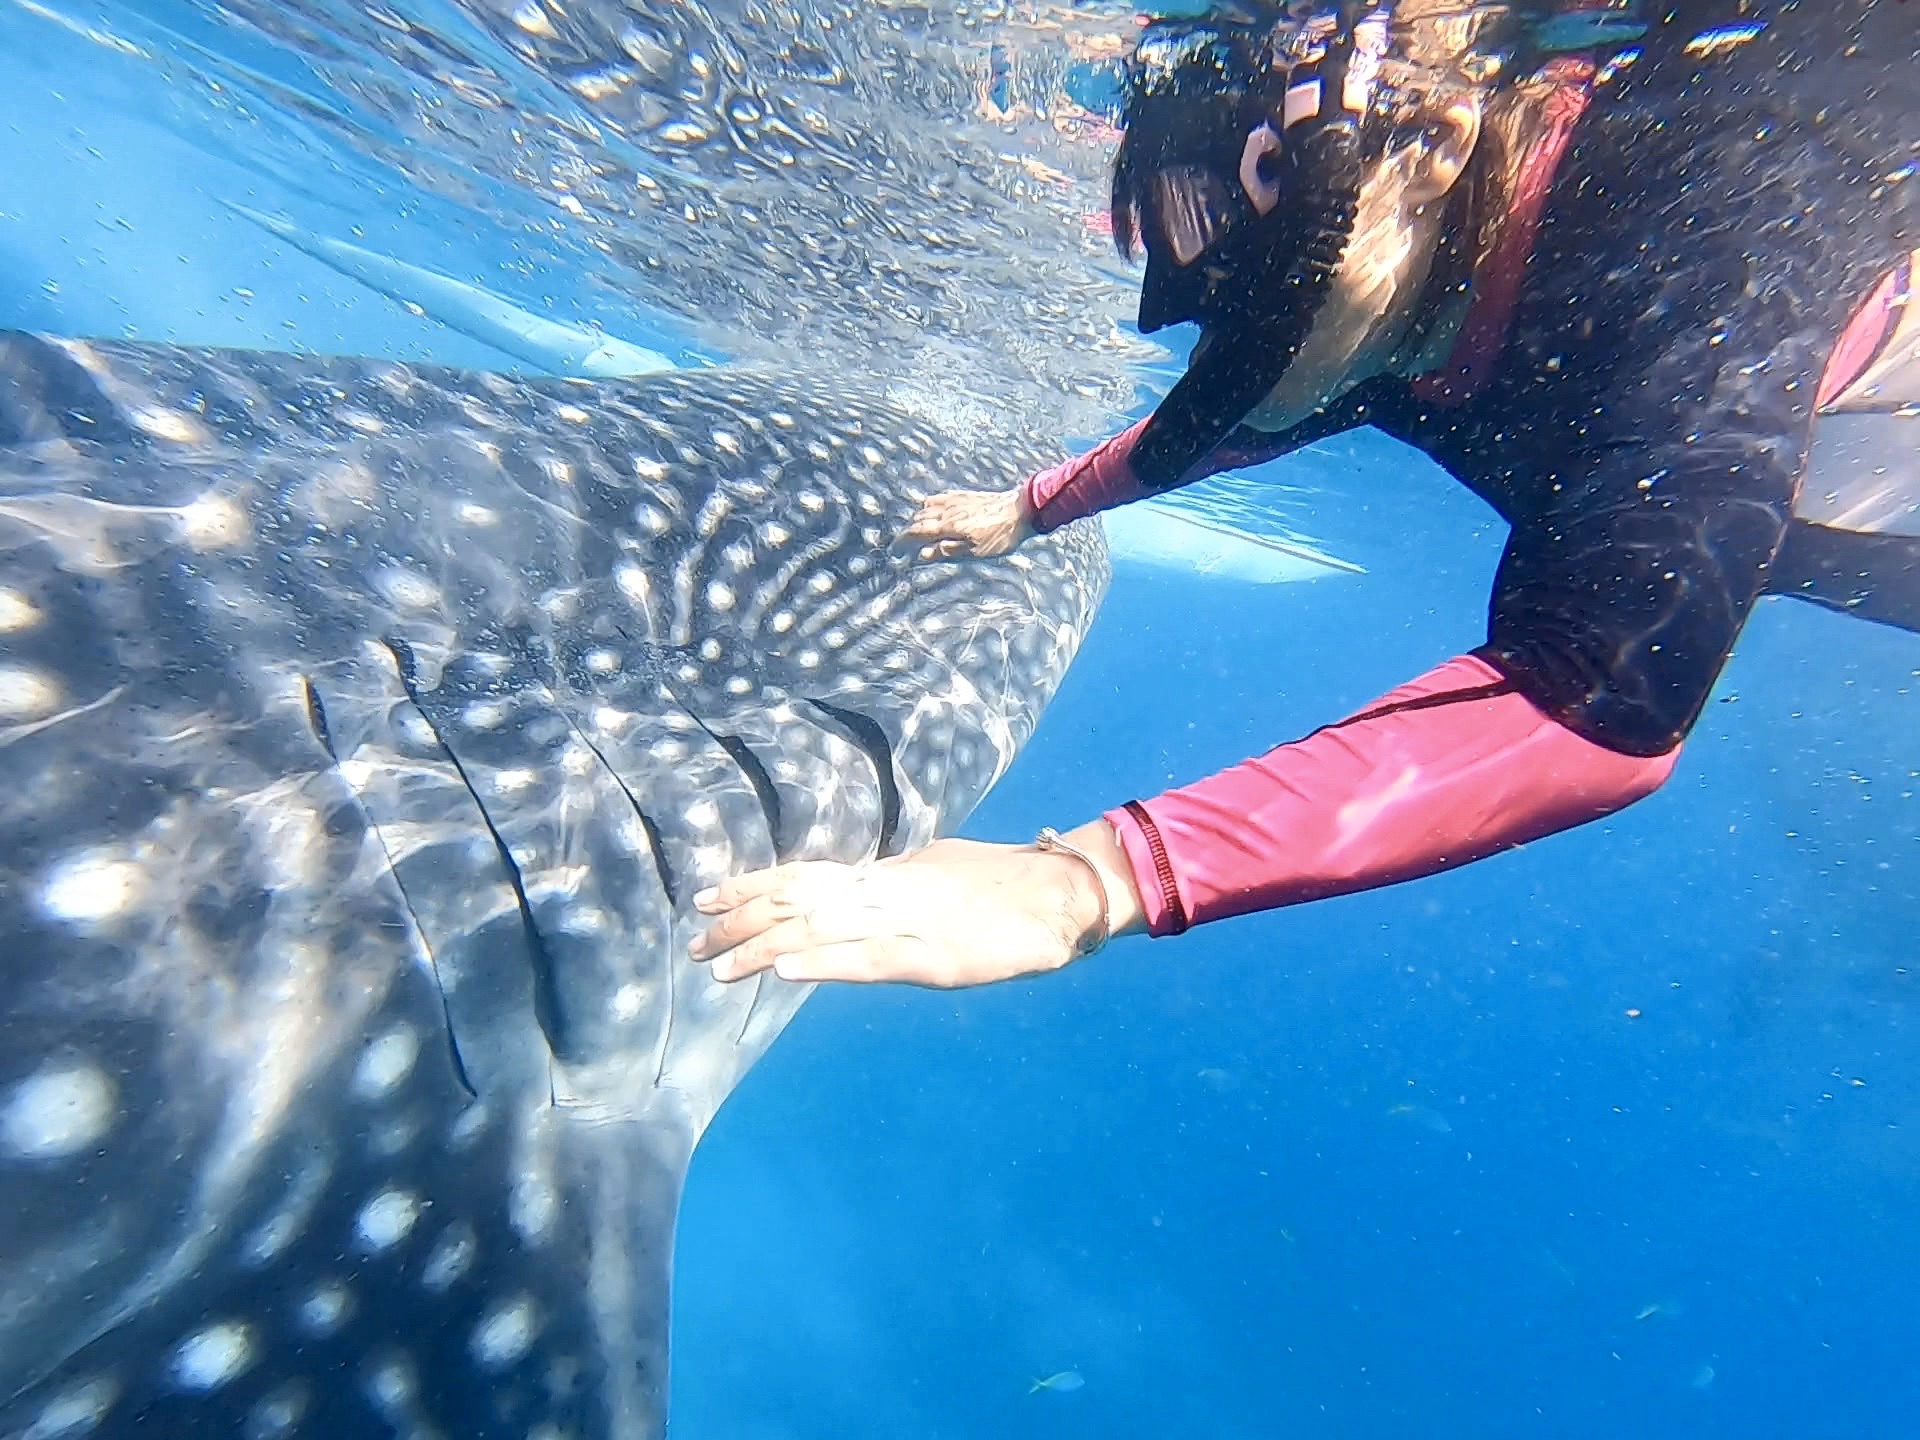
left=687, top=838, right=1105, bottom=988
left=899, top=486, right=1033, bottom=561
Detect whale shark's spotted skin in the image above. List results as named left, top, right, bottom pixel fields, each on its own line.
left=0, top=332, right=1107, bottom=1440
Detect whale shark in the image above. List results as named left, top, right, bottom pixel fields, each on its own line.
left=0, top=331, right=1108, bottom=1440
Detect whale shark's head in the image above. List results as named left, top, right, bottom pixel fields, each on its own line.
left=0, top=332, right=1106, bottom=1440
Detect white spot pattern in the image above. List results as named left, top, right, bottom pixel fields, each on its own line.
left=374, top=566, right=441, bottom=610
left=40, top=851, right=144, bottom=925
left=169, top=1322, right=255, bottom=1392
left=364, top=1353, right=418, bottom=1414
left=246, top=1383, right=309, bottom=1438
left=174, top=496, right=249, bottom=550
left=510, top=1175, right=558, bottom=1244
left=615, top=563, right=651, bottom=607
left=0, top=1063, right=115, bottom=1159
left=491, top=768, right=537, bottom=796
left=470, top=1296, right=541, bottom=1371
left=355, top=1189, right=423, bottom=1252
left=0, top=586, right=41, bottom=632
left=22, top=1376, right=117, bottom=1439
left=611, top=982, right=648, bottom=1020
left=353, top=1026, right=421, bottom=1101
left=297, top=1281, right=353, bottom=1338
left=421, top=1223, right=477, bottom=1291
left=0, top=664, right=61, bottom=722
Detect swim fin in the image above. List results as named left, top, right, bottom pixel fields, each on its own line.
left=1767, top=250, right=1920, bottom=630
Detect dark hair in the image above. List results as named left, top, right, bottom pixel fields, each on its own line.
left=1108, top=20, right=1275, bottom=261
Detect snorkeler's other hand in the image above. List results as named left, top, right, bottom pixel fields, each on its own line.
left=900, top=487, right=1033, bottom=561
left=688, top=833, right=1137, bottom=988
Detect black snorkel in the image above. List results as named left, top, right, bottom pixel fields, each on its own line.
left=1116, top=6, right=1398, bottom=489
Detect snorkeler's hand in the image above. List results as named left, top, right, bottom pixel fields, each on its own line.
left=688, top=836, right=1125, bottom=988
left=900, top=487, right=1033, bottom=561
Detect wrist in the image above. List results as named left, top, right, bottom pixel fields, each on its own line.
left=1012, top=482, right=1038, bottom=535
left=1029, top=847, right=1105, bottom=965
left=1057, top=818, right=1146, bottom=940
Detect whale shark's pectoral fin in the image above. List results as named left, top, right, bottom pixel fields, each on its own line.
left=1771, top=253, right=1920, bottom=630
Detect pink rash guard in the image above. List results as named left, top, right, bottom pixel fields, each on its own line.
left=1023, top=410, right=1314, bottom=533
left=1022, top=425, right=1677, bottom=938
left=1012, top=22, right=1917, bottom=939
left=1023, top=416, right=1157, bottom=534
left=1102, top=655, right=1676, bottom=936
left=1018, top=410, right=1674, bottom=933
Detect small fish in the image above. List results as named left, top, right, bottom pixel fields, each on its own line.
left=1536, top=1247, right=1578, bottom=1290
left=1386, top=1103, right=1453, bottom=1135
left=1636, top=1298, right=1684, bottom=1322
left=1030, top=1370, right=1085, bottom=1395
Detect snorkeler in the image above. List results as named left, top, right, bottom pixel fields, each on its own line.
left=689, top=0, right=1919, bottom=985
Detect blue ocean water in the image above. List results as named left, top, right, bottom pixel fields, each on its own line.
left=6, top=2, right=1919, bottom=1437
left=680, top=436, right=1920, bottom=1439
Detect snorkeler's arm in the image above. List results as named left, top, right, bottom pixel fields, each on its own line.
left=1099, top=419, right=1801, bottom=934
left=1022, top=415, right=1158, bottom=534
left=1097, top=653, right=1675, bottom=933
left=1094, top=170, right=1839, bottom=934
left=1024, top=396, right=1372, bottom=534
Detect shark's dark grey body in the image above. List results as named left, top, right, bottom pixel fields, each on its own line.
left=0, top=332, right=1106, bottom=1440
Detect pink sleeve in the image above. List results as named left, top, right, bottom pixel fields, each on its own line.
left=1025, top=415, right=1319, bottom=533
left=1022, top=417, right=1157, bottom=533
left=1105, top=654, right=1679, bottom=936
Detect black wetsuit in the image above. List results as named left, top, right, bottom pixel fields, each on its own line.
left=1173, top=0, right=1919, bottom=759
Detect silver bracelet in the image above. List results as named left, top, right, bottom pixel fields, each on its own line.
left=1035, top=827, right=1112, bottom=959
